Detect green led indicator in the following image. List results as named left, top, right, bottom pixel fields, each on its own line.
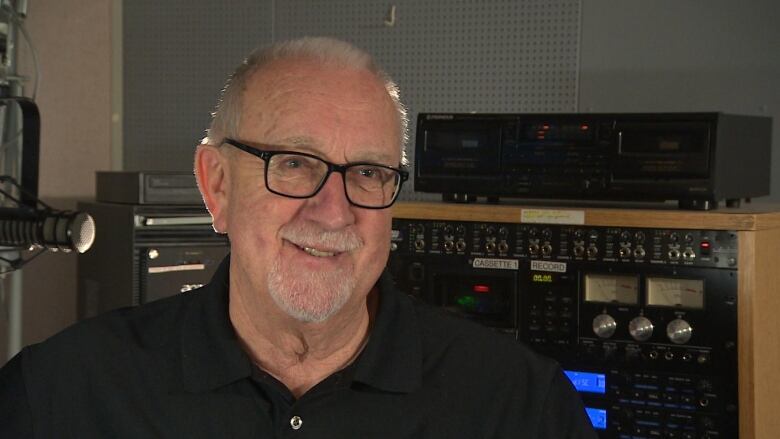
left=456, top=295, right=477, bottom=310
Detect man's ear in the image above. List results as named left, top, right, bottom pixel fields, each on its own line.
left=194, top=144, right=230, bottom=233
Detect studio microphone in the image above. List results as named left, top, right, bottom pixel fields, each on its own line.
left=0, top=207, right=96, bottom=253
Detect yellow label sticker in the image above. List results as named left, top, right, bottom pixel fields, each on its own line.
left=521, top=209, right=585, bottom=225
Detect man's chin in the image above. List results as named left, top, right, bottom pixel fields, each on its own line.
left=267, top=263, right=355, bottom=324
left=271, top=290, right=350, bottom=323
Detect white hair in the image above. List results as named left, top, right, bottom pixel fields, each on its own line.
left=203, top=37, right=409, bottom=166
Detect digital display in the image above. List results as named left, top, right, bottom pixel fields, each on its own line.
left=521, top=122, right=594, bottom=142
left=646, top=277, right=705, bottom=309
left=584, top=274, right=639, bottom=305
left=585, top=407, right=608, bottom=430
left=564, top=370, right=606, bottom=394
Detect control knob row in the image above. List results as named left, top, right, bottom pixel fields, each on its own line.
left=592, top=314, right=693, bottom=344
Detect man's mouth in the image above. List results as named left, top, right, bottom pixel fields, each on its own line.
left=280, top=222, right=364, bottom=259
left=301, top=246, right=337, bottom=257
left=287, top=239, right=342, bottom=258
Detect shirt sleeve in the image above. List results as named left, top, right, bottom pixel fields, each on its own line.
left=0, top=350, right=35, bottom=438
left=537, top=367, right=599, bottom=439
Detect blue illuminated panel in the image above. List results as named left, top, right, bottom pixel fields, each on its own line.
left=585, top=407, right=607, bottom=430
left=564, top=370, right=606, bottom=394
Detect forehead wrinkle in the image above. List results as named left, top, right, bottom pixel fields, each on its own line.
left=278, top=136, right=318, bottom=148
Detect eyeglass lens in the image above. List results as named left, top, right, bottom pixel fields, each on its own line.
left=267, top=153, right=400, bottom=207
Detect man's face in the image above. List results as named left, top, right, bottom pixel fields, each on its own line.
left=222, top=58, right=401, bottom=323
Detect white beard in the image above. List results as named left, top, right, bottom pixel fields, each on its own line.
left=267, top=221, right=362, bottom=323
left=267, top=258, right=356, bottom=323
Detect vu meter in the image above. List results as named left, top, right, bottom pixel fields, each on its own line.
left=646, top=277, right=705, bottom=309
left=584, top=274, right=640, bottom=304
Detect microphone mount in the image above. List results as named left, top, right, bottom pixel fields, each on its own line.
left=0, top=97, right=95, bottom=274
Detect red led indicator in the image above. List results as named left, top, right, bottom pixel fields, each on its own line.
left=542, top=124, right=551, bottom=130
left=580, top=124, right=590, bottom=131
left=473, top=284, right=491, bottom=293
left=700, top=242, right=711, bottom=249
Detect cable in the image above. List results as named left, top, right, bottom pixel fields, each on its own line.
left=0, top=247, right=45, bottom=274
left=0, top=175, right=53, bottom=210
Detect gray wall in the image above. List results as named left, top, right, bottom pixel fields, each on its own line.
left=579, top=0, right=779, bottom=201
left=122, top=0, right=273, bottom=171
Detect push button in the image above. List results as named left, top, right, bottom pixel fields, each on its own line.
left=290, top=415, right=303, bottom=430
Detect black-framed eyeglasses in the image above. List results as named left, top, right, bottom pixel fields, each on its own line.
left=224, top=138, right=409, bottom=209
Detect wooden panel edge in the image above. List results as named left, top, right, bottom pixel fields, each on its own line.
left=392, top=202, right=775, bottom=230
left=738, top=231, right=756, bottom=439
left=742, top=228, right=780, bottom=438
left=392, top=202, right=524, bottom=223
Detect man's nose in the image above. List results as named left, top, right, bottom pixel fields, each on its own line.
left=301, top=171, right=356, bottom=228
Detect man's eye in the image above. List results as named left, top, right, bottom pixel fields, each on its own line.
left=284, top=159, right=301, bottom=169
left=358, top=167, right=377, bottom=178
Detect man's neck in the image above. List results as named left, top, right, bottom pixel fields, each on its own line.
left=228, top=280, right=376, bottom=398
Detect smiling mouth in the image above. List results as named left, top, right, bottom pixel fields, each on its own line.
left=288, top=240, right=340, bottom=258
left=301, top=246, right=337, bottom=257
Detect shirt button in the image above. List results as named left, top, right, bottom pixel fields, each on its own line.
left=290, top=415, right=303, bottom=430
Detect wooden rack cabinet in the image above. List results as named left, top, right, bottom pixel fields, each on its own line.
left=392, top=202, right=780, bottom=439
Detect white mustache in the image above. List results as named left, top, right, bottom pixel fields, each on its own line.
left=280, top=221, right=364, bottom=253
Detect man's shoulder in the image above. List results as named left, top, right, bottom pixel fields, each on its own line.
left=25, top=288, right=200, bottom=368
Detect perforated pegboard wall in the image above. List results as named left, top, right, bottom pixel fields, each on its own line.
left=123, top=0, right=273, bottom=171
left=123, top=0, right=581, bottom=195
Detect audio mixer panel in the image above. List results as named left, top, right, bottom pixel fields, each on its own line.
left=387, top=202, right=780, bottom=438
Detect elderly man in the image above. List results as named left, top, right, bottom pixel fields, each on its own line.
left=0, top=37, right=596, bottom=438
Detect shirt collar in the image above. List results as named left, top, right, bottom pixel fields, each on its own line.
left=178, top=256, right=423, bottom=394
left=179, top=255, right=252, bottom=393
left=351, top=271, right=423, bottom=393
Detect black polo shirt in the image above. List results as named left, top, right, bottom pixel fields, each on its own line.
left=0, top=257, right=597, bottom=438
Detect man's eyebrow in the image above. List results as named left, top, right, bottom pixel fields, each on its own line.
left=279, top=136, right=316, bottom=147
left=350, top=151, right=398, bottom=165
left=275, top=136, right=323, bottom=155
